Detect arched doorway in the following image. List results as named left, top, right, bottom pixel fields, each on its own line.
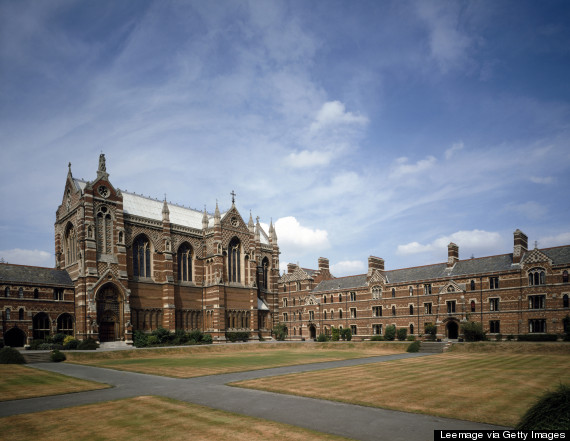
left=5, top=327, right=26, bottom=347
left=447, top=321, right=459, bottom=339
left=33, top=312, right=51, bottom=340
left=309, top=324, right=317, bottom=339
left=96, top=284, right=122, bottom=342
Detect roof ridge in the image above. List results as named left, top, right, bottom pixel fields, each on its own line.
left=0, top=262, right=58, bottom=270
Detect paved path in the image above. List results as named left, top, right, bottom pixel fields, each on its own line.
left=0, top=352, right=507, bottom=441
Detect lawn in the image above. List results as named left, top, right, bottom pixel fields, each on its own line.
left=0, top=395, right=351, bottom=441
left=232, top=348, right=569, bottom=427
left=65, top=342, right=407, bottom=378
left=0, top=365, right=109, bottom=401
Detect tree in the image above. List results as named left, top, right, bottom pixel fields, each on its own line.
left=385, top=325, right=396, bottom=341
left=461, top=321, right=486, bottom=342
left=273, top=323, right=287, bottom=341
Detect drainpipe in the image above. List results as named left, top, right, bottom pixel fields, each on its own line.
left=416, top=283, right=420, bottom=337
left=479, top=276, right=483, bottom=325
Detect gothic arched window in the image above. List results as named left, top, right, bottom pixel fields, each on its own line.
left=177, top=243, right=192, bottom=282
left=133, top=235, right=151, bottom=278
left=33, top=312, right=50, bottom=340
left=57, top=313, right=74, bottom=335
left=96, top=206, right=113, bottom=254
left=528, top=268, right=546, bottom=286
left=563, top=270, right=569, bottom=283
left=563, top=294, right=569, bottom=308
left=228, top=237, right=241, bottom=283
left=261, top=257, right=269, bottom=290
left=64, top=223, right=77, bottom=265
left=470, top=280, right=476, bottom=291
left=19, top=308, right=24, bottom=321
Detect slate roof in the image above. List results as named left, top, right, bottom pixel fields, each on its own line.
left=312, top=245, right=570, bottom=292
left=0, top=264, right=74, bottom=287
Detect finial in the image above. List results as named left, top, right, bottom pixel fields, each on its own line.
left=534, top=240, right=538, bottom=249
left=256, top=216, right=260, bottom=223
left=231, top=190, right=236, bottom=204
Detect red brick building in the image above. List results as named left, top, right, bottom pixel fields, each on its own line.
left=277, top=232, right=570, bottom=340
left=51, top=154, right=279, bottom=344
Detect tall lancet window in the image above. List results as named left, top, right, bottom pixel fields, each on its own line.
left=64, top=223, right=77, bottom=265
left=97, top=206, right=113, bottom=254
left=261, top=257, right=269, bottom=290
left=133, top=235, right=151, bottom=278
left=228, top=237, right=241, bottom=283
left=177, top=243, right=192, bottom=282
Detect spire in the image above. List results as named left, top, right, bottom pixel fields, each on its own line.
left=162, top=197, right=170, bottom=222
left=248, top=210, right=254, bottom=233
left=214, top=200, right=221, bottom=226
left=202, top=205, right=209, bottom=230
left=67, top=162, right=73, bottom=178
left=270, top=218, right=278, bottom=243
left=255, top=216, right=261, bottom=242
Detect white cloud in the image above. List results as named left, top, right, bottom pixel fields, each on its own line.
left=390, top=156, right=437, bottom=179
left=0, top=249, right=53, bottom=267
left=396, top=230, right=502, bottom=256
left=309, top=101, right=368, bottom=133
left=274, top=216, right=330, bottom=256
left=330, top=260, right=366, bottom=277
left=530, top=176, right=553, bottom=184
left=538, top=232, right=570, bottom=248
left=283, top=149, right=334, bottom=168
left=445, top=141, right=464, bottom=160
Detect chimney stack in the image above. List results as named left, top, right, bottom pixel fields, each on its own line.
left=447, top=243, right=459, bottom=267
left=368, top=256, right=385, bottom=272
left=513, top=229, right=528, bottom=264
left=318, top=257, right=329, bottom=273
left=287, top=263, right=298, bottom=274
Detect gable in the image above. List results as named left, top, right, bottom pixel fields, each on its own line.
left=522, top=248, right=552, bottom=266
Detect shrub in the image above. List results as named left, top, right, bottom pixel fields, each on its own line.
left=424, top=324, right=437, bottom=341
left=225, top=331, right=250, bottom=342
left=273, top=323, right=288, bottom=341
left=0, top=347, right=26, bottom=364
left=0, top=339, right=4, bottom=349
left=188, top=330, right=203, bottom=343
left=51, top=349, right=66, bottom=362
left=461, top=321, right=486, bottom=342
left=370, top=335, right=384, bottom=341
left=507, top=334, right=514, bottom=341
left=201, top=334, right=213, bottom=344
left=517, top=334, right=558, bottom=342
left=406, top=341, right=421, bottom=353
left=63, top=335, right=76, bottom=346
left=147, top=335, right=159, bottom=346
left=516, top=384, right=570, bottom=430
left=495, top=333, right=503, bottom=342
left=63, top=339, right=79, bottom=350
left=152, top=328, right=172, bottom=344
left=340, top=328, right=352, bottom=341
left=397, top=328, right=408, bottom=341
left=384, top=325, right=396, bottom=341
left=407, top=335, right=416, bottom=341
left=77, top=338, right=99, bottom=350
left=331, top=327, right=340, bottom=341
left=52, top=333, right=67, bottom=345
left=133, top=331, right=148, bottom=348
left=317, top=333, right=328, bottom=342
left=29, top=339, right=45, bottom=350
left=38, top=343, right=54, bottom=350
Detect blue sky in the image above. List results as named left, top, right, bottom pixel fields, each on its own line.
left=1, top=0, right=569, bottom=276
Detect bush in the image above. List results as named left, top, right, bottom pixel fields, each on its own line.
left=507, top=334, right=514, bottom=341
left=188, top=330, right=203, bottom=343
left=52, top=333, right=67, bottom=345
left=340, top=328, right=352, bottom=341
left=133, top=331, right=148, bottom=348
left=152, top=328, right=172, bottom=344
left=397, top=328, right=408, bottom=341
left=226, top=331, right=250, bottom=342
left=406, top=341, right=421, bottom=353
left=384, top=325, right=396, bottom=341
left=370, top=335, right=384, bottom=341
left=331, top=327, right=340, bottom=341
left=147, top=335, right=160, bottom=346
left=425, top=324, right=437, bottom=341
left=407, top=335, right=416, bottom=341
left=63, top=339, right=79, bottom=350
left=317, top=333, right=328, bottom=342
left=63, top=335, right=76, bottom=346
left=29, top=339, right=45, bottom=350
left=517, top=334, right=558, bottom=342
left=0, top=339, right=4, bottom=349
left=201, top=334, right=213, bottom=344
left=51, top=349, right=66, bottom=362
left=516, top=384, right=570, bottom=430
left=461, top=321, right=486, bottom=342
left=0, top=347, right=26, bottom=364
left=273, top=323, right=288, bottom=341
left=77, top=338, right=99, bottom=350
left=495, top=333, right=503, bottom=342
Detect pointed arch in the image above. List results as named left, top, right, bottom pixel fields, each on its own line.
left=261, top=256, right=270, bottom=290
left=96, top=205, right=113, bottom=254
left=133, top=234, right=152, bottom=278
left=177, top=242, right=193, bottom=282
left=64, top=222, right=77, bottom=265
left=228, top=237, right=241, bottom=283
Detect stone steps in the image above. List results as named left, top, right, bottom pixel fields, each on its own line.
left=419, top=342, right=450, bottom=353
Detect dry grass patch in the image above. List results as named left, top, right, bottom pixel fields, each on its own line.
left=0, top=395, right=351, bottom=441
left=232, top=352, right=569, bottom=427
left=449, top=342, right=570, bottom=354
left=0, top=365, right=109, bottom=401
left=66, top=342, right=406, bottom=378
